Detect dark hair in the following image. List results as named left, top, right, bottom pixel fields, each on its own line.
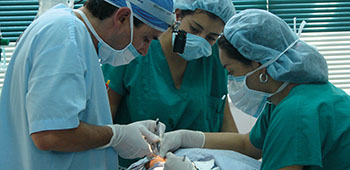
left=218, top=35, right=252, bottom=66
left=85, top=0, right=143, bottom=27
left=180, top=9, right=224, bottom=25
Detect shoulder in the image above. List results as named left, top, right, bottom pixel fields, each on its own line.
left=32, top=5, right=88, bottom=43
left=28, top=6, right=92, bottom=58
left=280, top=83, right=348, bottom=114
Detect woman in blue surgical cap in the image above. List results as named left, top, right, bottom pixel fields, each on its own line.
left=159, top=9, right=350, bottom=170
left=102, top=0, right=238, bottom=167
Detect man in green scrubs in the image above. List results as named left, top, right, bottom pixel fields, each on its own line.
left=102, top=0, right=238, bottom=167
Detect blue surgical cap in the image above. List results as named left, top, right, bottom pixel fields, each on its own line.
left=105, top=0, right=174, bottom=32
left=224, top=9, right=328, bottom=83
left=174, top=0, right=236, bottom=23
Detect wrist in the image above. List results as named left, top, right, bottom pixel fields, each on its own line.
left=181, top=130, right=205, bottom=148
left=97, top=125, right=117, bottom=149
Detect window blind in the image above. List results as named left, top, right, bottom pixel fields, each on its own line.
left=0, top=0, right=85, bottom=42
left=0, top=42, right=14, bottom=91
left=301, top=32, right=350, bottom=93
left=267, top=0, right=350, bottom=93
left=269, top=0, right=350, bottom=32
left=234, top=0, right=267, bottom=12
left=231, top=0, right=350, bottom=94
left=1, top=0, right=349, bottom=94
left=0, top=0, right=85, bottom=93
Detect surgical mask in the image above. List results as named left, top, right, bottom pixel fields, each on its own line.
left=75, top=1, right=140, bottom=66
left=228, top=74, right=288, bottom=118
left=172, top=32, right=212, bottom=61
left=227, top=37, right=300, bottom=118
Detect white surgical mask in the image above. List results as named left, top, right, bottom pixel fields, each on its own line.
left=172, top=32, right=212, bottom=61
left=228, top=74, right=288, bottom=118
left=227, top=37, right=301, bottom=118
left=75, top=1, right=140, bottom=66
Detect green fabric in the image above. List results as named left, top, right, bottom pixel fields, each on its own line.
left=250, top=82, right=350, bottom=170
left=102, top=40, right=228, bottom=167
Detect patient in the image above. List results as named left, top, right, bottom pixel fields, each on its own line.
left=146, top=156, right=166, bottom=170
left=128, top=148, right=261, bottom=170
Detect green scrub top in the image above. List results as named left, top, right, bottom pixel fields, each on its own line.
left=102, top=40, right=228, bottom=167
left=102, top=40, right=227, bottom=132
left=250, top=82, right=350, bottom=170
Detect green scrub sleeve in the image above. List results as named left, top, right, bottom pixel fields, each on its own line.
left=249, top=105, right=271, bottom=150
left=101, top=64, right=127, bottom=96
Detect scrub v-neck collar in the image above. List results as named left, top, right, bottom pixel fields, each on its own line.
left=155, top=40, right=194, bottom=92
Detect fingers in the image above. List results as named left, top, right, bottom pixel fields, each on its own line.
left=165, top=152, right=176, bottom=159
left=158, top=122, right=166, bottom=138
left=114, top=123, right=153, bottom=159
left=140, top=126, right=160, bottom=143
left=163, top=152, right=179, bottom=170
left=159, top=132, right=179, bottom=157
left=164, top=152, right=195, bottom=170
left=159, top=143, right=168, bottom=157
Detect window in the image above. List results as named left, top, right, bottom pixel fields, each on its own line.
left=234, top=0, right=350, bottom=94
left=0, top=0, right=85, bottom=94
left=0, top=0, right=349, bottom=94
left=268, top=0, right=350, bottom=94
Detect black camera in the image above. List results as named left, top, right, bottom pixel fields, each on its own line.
left=173, top=30, right=187, bottom=54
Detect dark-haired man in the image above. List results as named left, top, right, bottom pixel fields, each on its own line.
left=0, top=0, right=174, bottom=169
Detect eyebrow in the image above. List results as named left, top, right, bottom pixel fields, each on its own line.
left=192, top=20, right=221, bottom=37
left=192, top=20, right=204, bottom=31
left=209, top=32, right=221, bottom=37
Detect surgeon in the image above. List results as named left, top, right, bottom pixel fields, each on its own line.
left=102, top=0, right=238, bottom=167
left=0, top=0, right=173, bottom=169
left=158, top=9, right=350, bottom=170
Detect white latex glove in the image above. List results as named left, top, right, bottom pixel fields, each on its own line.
left=163, top=152, right=196, bottom=170
left=160, top=130, right=205, bottom=157
left=100, top=120, right=166, bottom=159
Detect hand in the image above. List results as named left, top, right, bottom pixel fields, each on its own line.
left=163, top=152, right=196, bottom=170
left=159, top=130, right=205, bottom=157
left=101, top=120, right=166, bottom=159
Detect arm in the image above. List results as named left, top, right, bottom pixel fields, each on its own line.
left=31, top=121, right=112, bottom=152
left=160, top=131, right=261, bottom=159
left=279, top=165, right=303, bottom=170
left=221, top=98, right=238, bottom=132
left=204, top=132, right=262, bottom=159
left=31, top=120, right=165, bottom=159
left=107, top=89, right=123, bottom=120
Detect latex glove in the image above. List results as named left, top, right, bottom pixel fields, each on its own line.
left=100, top=120, right=166, bottom=159
left=163, top=152, right=196, bottom=170
left=159, top=130, right=205, bottom=157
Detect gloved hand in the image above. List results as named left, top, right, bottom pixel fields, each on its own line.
left=100, top=120, right=166, bottom=159
left=163, top=152, right=196, bottom=170
left=159, top=130, right=205, bottom=157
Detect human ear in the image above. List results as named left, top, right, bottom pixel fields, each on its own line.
left=174, top=9, right=183, bottom=21
left=113, top=7, right=131, bottom=29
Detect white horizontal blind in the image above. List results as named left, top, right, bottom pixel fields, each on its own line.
left=267, top=0, right=350, bottom=94
left=1, top=1, right=350, bottom=95
left=300, top=31, right=350, bottom=94
left=0, top=42, right=15, bottom=94
left=0, top=0, right=85, bottom=94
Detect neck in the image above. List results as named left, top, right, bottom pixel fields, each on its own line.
left=74, top=7, right=106, bottom=51
left=269, top=83, right=298, bottom=105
